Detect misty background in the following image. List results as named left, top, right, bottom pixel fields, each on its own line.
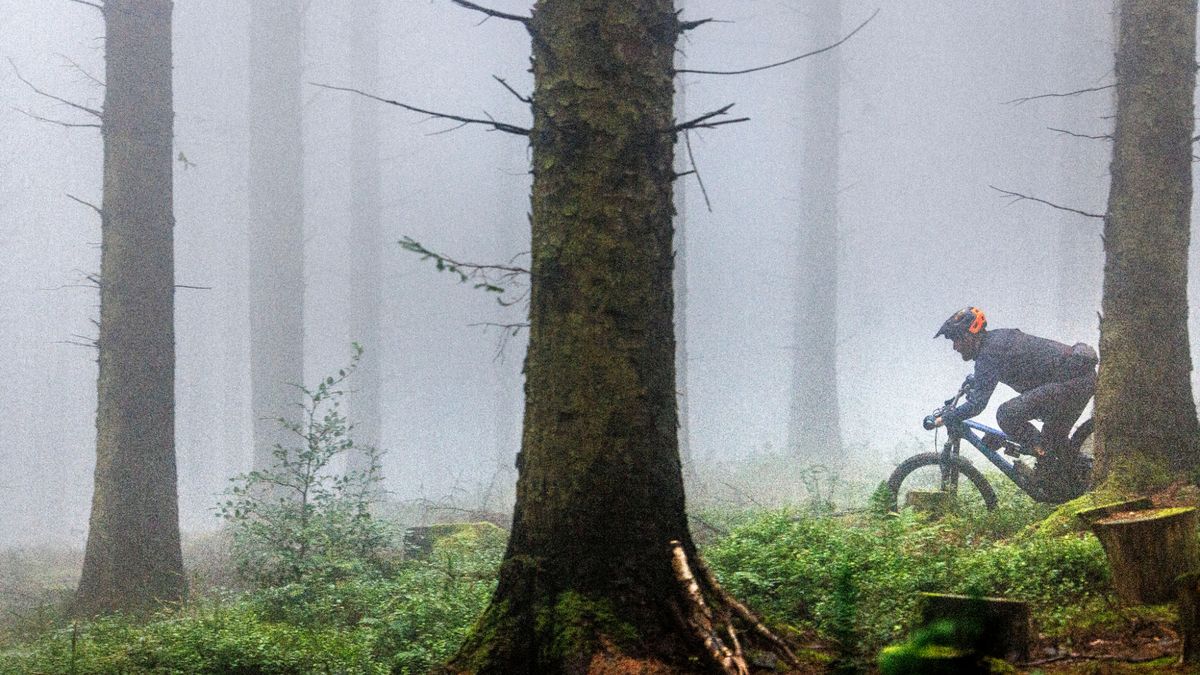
left=0, top=1, right=1160, bottom=547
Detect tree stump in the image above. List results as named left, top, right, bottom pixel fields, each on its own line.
left=1075, top=497, right=1154, bottom=528
left=1176, top=571, right=1200, bottom=664
left=905, top=490, right=955, bottom=517
left=917, top=593, right=1031, bottom=663
left=1089, top=507, right=1200, bottom=605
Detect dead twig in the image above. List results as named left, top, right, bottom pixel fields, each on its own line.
left=1003, top=83, right=1116, bottom=106
left=65, top=0, right=103, bottom=11
left=66, top=194, right=102, bottom=216
left=671, top=103, right=750, bottom=132
left=8, top=57, right=102, bottom=118
left=683, top=130, right=713, bottom=213
left=493, top=75, right=531, bottom=104
left=677, top=8, right=878, bottom=76
left=1048, top=127, right=1112, bottom=141
left=989, top=185, right=1105, bottom=220
left=311, top=82, right=529, bottom=136
left=449, top=0, right=530, bottom=26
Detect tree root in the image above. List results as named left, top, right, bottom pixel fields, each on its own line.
left=670, top=540, right=799, bottom=674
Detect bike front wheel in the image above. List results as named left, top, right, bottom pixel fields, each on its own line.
left=885, top=452, right=998, bottom=512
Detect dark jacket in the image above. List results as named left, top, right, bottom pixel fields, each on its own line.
left=943, top=328, right=1097, bottom=424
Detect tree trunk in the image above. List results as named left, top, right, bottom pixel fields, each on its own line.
left=345, top=0, right=384, bottom=477
left=674, top=39, right=695, bottom=487
left=248, top=0, right=305, bottom=471
left=1095, top=0, right=1199, bottom=482
left=788, top=0, right=843, bottom=466
left=75, top=0, right=185, bottom=616
left=448, top=3, right=796, bottom=672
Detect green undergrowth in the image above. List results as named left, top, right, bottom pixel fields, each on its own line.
left=704, top=480, right=1111, bottom=669
left=0, top=532, right=503, bottom=675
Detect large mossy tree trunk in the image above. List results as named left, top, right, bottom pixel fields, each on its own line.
left=248, top=0, right=305, bottom=472
left=1095, top=0, right=1199, bottom=483
left=788, top=0, right=843, bottom=466
left=448, top=2, right=792, bottom=673
left=75, top=0, right=185, bottom=617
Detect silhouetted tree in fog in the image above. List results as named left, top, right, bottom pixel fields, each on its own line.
left=1095, top=0, right=1199, bottom=481
left=788, top=0, right=843, bottom=466
left=248, top=0, right=305, bottom=472
left=345, top=0, right=384, bottom=477
left=75, top=0, right=185, bottom=616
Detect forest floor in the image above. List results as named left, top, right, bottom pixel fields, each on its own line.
left=2, top=471, right=1200, bottom=673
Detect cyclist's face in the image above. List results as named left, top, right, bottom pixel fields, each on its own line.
left=952, top=333, right=979, bottom=361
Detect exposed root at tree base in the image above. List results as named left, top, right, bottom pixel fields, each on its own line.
left=669, top=539, right=802, bottom=675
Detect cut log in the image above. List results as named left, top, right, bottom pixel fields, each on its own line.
left=1075, top=497, right=1154, bottom=528
left=917, top=592, right=1032, bottom=663
left=1089, top=506, right=1200, bottom=605
left=1176, top=571, right=1200, bottom=664
left=905, top=490, right=955, bottom=517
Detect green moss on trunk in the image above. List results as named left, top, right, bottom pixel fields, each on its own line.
left=1096, top=0, right=1200, bottom=483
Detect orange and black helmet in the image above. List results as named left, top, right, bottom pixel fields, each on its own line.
left=935, top=307, right=987, bottom=339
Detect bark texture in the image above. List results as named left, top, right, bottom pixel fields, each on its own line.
left=1095, top=0, right=1199, bottom=480
left=75, top=0, right=185, bottom=616
left=788, top=0, right=843, bottom=465
left=448, top=3, right=790, bottom=672
left=248, top=0, right=305, bottom=471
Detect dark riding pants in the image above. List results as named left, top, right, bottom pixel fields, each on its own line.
left=996, top=372, right=1095, bottom=454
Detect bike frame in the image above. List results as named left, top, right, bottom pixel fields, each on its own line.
left=939, top=419, right=1037, bottom=496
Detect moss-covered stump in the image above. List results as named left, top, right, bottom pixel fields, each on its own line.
left=1090, top=506, right=1200, bottom=604
left=905, top=490, right=955, bottom=517
left=1075, top=497, right=1154, bottom=528
left=403, top=522, right=507, bottom=560
left=1176, top=571, right=1200, bottom=664
left=916, top=593, right=1031, bottom=663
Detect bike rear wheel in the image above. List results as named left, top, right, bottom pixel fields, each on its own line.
left=885, top=452, right=998, bottom=512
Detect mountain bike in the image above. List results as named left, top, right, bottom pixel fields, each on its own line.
left=884, top=377, right=1094, bottom=511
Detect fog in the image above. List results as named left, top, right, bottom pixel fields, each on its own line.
left=0, top=1, right=1174, bottom=548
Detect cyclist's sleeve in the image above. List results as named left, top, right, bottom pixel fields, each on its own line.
left=944, top=357, right=1000, bottom=423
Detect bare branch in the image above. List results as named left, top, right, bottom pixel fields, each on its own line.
left=493, top=75, right=531, bottom=104
left=684, top=130, right=713, bottom=213
left=989, top=185, right=1105, bottom=220
left=56, top=53, right=104, bottom=88
left=1002, top=83, right=1116, bottom=106
left=8, top=58, right=102, bottom=118
left=677, top=8, right=879, bottom=76
left=1048, top=127, right=1113, bottom=141
left=66, top=193, right=102, bottom=216
left=175, top=284, right=213, bottom=290
left=449, top=0, right=530, bottom=25
left=13, top=108, right=100, bottom=129
left=310, top=82, right=529, bottom=136
left=679, top=17, right=716, bottom=33
left=670, top=103, right=751, bottom=132
left=65, top=0, right=103, bottom=11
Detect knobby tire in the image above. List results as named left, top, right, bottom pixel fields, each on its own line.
left=885, top=452, right=998, bottom=512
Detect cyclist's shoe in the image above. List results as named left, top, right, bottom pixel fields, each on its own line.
left=982, top=432, right=1005, bottom=451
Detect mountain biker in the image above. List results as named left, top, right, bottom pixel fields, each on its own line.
left=929, top=307, right=1097, bottom=470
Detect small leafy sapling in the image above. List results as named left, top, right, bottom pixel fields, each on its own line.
left=218, top=344, right=393, bottom=586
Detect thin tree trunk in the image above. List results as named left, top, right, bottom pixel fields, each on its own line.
left=1095, top=0, right=1199, bottom=480
left=248, top=0, right=305, bottom=471
left=75, top=0, right=184, bottom=616
left=674, top=36, right=695, bottom=486
left=788, top=0, right=843, bottom=466
left=346, top=0, right=384, bottom=476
